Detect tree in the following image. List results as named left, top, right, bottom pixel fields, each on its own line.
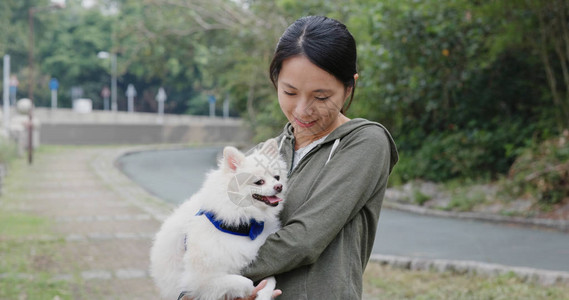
left=479, top=0, right=569, bottom=131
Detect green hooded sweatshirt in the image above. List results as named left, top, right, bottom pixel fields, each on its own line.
left=243, top=118, right=398, bottom=300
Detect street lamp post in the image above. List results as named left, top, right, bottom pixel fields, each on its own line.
left=27, top=1, right=65, bottom=164
left=97, top=51, right=118, bottom=112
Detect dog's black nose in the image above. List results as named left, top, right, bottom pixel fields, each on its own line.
left=274, top=184, right=283, bottom=193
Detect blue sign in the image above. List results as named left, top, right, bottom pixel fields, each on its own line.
left=49, top=78, right=59, bottom=91
left=208, top=95, right=216, bottom=104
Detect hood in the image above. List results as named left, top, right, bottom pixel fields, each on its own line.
left=279, top=118, right=399, bottom=172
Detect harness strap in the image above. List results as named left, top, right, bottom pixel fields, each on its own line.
left=196, top=210, right=264, bottom=240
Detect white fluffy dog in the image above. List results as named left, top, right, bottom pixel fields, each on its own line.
left=150, top=139, right=286, bottom=300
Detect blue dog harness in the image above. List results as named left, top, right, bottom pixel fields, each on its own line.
left=196, top=210, right=265, bottom=240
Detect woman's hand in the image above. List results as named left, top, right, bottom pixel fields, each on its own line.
left=234, top=279, right=282, bottom=300
left=179, top=280, right=282, bottom=300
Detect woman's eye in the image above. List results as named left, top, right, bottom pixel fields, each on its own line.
left=315, top=96, right=329, bottom=101
left=274, top=175, right=280, bottom=181
left=254, top=179, right=265, bottom=185
left=284, top=91, right=296, bottom=96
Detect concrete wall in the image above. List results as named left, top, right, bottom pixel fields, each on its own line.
left=34, top=108, right=252, bottom=145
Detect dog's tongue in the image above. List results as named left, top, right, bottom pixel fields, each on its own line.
left=265, top=196, right=282, bottom=204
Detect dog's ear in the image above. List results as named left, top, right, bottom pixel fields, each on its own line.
left=222, top=146, right=245, bottom=172
left=259, top=138, right=279, bottom=159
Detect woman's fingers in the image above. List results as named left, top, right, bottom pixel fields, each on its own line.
left=252, top=279, right=268, bottom=294
left=233, top=279, right=283, bottom=300
left=272, top=289, right=283, bottom=298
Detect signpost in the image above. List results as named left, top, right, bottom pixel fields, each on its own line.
left=209, top=95, right=216, bottom=117
left=49, top=78, right=59, bottom=110
left=9, top=75, right=18, bottom=106
left=126, top=84, right=137, bottom=113
left=97, top=51, right=117, bottom=112
left=3, top=55, right=9, bottom=137
left=223, top=94, right=230, bottom=119
left=156, top=87, right=167, bottom=124
left=101, top=86, right=110, bottom=111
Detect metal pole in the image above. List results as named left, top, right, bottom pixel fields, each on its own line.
left=51, top=89, right=57, bottom=110
left=28, top=8, right=34, bottom=101
left=27, top=8, right=35, bottom=165
left=111, top=53, right=117, bottom=112
left=3, top=55, right=9, bottom=137
left=223, top=94, right=229, bottom=119
left=158, top=100, right=164, bottom=124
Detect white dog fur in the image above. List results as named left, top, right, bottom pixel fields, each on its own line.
left=150, top=139, right=286, bottom=300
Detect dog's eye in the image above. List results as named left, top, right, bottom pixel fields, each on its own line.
left=254, top=179, right=265, bottom=185
left=274, top=175, right=280, bottom=181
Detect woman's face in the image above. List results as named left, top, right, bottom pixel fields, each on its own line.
left=277, top=55, right=352, bottom=144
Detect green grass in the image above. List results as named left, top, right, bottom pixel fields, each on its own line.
left=0, top=238, right=71, bottom=300
left=0, top=215, right=71, bottom=300
left=444, top=190, right=486, bottom=212
left=363, top=262, right=569, bottom=300
left=0, top=152, right=71, bottom=300
left=0, top=211, right=50, bottom=237
left=412, top=188, right=431, bottom=206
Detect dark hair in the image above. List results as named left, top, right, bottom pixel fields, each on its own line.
left=269, top=16, right=358, bottom=114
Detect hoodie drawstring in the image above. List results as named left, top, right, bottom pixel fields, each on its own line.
left=278, top=135, right=287, bottom=152
left=326, top=139, right=340, bottom=165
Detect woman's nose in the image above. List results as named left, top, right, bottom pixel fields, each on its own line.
left=295, top=97, right=314, bottom=116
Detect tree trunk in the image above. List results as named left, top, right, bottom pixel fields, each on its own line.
left=537, top=5, right=569, bottom=128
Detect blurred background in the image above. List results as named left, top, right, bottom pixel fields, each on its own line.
left=1, top=0, right=569, bottom=298
left=2, top=0, right=568, bottom=200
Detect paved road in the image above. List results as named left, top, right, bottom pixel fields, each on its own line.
left=117, top=147, right=221, bottom=204
left=118, top=147, right=569, bottom=273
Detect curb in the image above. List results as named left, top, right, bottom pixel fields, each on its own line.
left=370, top=254, right=569, bottom=286
left=89, top=146, right=177, bottom=222
left=383, top=201, right=569, bottom=232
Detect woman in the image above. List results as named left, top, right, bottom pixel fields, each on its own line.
left=242, top=16, right=399, bottom=299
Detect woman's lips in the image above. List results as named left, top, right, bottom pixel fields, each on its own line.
left=295, top=118, right=316, bottom=128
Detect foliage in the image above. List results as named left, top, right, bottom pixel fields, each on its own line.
left=1, top=0, right=567, bottom=186
left=412, top=188, right=431, bottom=206
left=479, top=0, right=569, bottom=130
left=507, top=130, right=569, bottom=205
left=351, top=0, right=560, bottom=182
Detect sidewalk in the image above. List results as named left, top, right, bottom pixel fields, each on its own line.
left=3, top=146, right=174, bottom=299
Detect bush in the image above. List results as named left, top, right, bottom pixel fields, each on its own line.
left=506, top=130, right=569, bottom=205
left=394, top=123, right=530, bottom=183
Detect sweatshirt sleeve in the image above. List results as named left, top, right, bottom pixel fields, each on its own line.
left=242, top=126, right=394, bottom=281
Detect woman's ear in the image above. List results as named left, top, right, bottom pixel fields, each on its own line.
left=344, top=73, right=359, bottom=101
